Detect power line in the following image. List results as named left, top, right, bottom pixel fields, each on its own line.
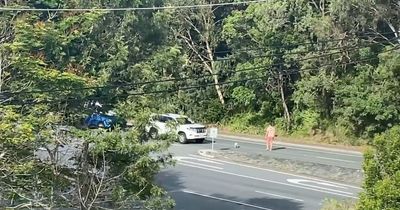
left=214, top=32, right=398, bottom=54
left=281, top=45, right=400, bottom=75
left=218, top=44, right=356, bottom=59
left=3, top=76, right=268, bottom=106
left=218, top=40, right=397, bottom=60
left=4, top=46, right=398, bottom=106
left=2, top=42, right=378, bottom=96
left=0, top=0, right=268, bottom=12
left=2, top=41, right=392, bottom=95
left=0, top=58, right=367, bottom=105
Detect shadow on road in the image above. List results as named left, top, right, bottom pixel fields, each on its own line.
left=271, top=146, right=286, bottom=151
left=170, top=191, right=304, bottom=210
left=155, top=169, right=185, bottom=192
left=156, top=170, right=304, bottom=210
left=201, top=139, right=213, bottom=144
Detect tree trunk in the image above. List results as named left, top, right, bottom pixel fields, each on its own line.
left=212, top=73, right=225, bottom=105
left=80, top=142, right=90, bottom=210
left=205, top=41, right=225, bottom=105
left=386, top=21, right=400, bottom=44
left=279, top=73, right=291, bottom=129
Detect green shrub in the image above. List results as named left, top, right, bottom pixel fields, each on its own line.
left=273, top=117, right=287, bottom=135
left=357, top=126, right=400, bottom=210
left=223, top=113, right=266, bottom=135
left=201, top=99, right=226, bottom=123
left=321, top=199, right=356, bottom=210
left=231, top=86, right=256, bottom=107
left=292, top=110, right=320, bottom=136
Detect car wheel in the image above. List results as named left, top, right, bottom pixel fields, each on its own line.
left=149, top=128, right=158, bottom=139
left=98, top=122, right=105, bottom=128
left=178, top=133, right=187, bottom=144
left=196, top=139, right=205, bottom=144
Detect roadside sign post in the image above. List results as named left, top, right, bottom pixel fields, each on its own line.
left=209, top=127, right=218, bottom=151
left=212, top=136, right=214, bottom=151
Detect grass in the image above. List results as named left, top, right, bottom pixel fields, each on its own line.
left=320, top=199, right=357, bottom=210
left=217, top=113, right=370, bottom=152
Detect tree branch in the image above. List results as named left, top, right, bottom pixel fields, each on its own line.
left=88, top=151, right=107, bottom=209
left=184, top=17, right=203, bottom=40
left=180, top=32, right=211, bottom=66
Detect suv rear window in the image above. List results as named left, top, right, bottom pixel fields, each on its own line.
left=159, top=116, right=174, bottom=123
left=176, top=117, right=193, bottom=124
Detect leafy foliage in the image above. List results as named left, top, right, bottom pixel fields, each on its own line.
left=335, top=49, right=400, bottom=138
left=358, top=126, right=400, bottom=210
left=0, top=0, right=400, bottom=208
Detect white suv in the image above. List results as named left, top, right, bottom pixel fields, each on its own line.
left=146, top=113, right=207, bottom=144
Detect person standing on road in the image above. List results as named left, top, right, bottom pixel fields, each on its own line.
left=265, top=123, right=276, bottom=151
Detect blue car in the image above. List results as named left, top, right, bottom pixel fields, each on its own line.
left=84, top=113, right=118, bottom=129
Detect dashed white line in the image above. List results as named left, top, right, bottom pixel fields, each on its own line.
left=316, top=156, right=356, bottom=163
left=255, top=190, right=304, bottom=202
left=286, top=179, right=353, bottom=195
left=182, top=189, right=273, bottom=210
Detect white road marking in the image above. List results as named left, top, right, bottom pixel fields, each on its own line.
left=189, top=154, right=362, bottom=190
left=178, top=162, right=222, bottom=171
left=188, top=155, right=225, bottom=165
left=176, top=156, right=224, bottom=165
left=216, top=137, right=362, bottom=158
left=289, top=179, right=348, bottom=190
left=316, top=156, right=356, bottom=163
left=178, top=160, right=224, bottom=170
left=182, top=189, right=273, bottom=210
left=177, top=163, right=359, bottom=199
left=286, top=179, right=352, bottom=194
left=255, top=190, right=304, bottom=202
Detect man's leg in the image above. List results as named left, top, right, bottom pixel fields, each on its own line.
left=268, top=137, right=273, bottom=151
left=265, top=137, right=269, bottom=150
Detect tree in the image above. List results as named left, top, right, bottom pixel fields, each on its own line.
left=0, top=106, right=175, bottom=209
left=334, top=47, right=400, bottom=138
left=222, top=0, right=312, bottom=129
left=0, top=1, right=177, bottom=209
left=0, top=7, right=16, bottom=94
left=161, top=0, right=228, bottom=105
left=357, top=126, right=400, bottom=210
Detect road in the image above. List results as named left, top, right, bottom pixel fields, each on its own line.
left=214, top=135, right=362, bottom=169
left=155, top=136, right=363, bottom=210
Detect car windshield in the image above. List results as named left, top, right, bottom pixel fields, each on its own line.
left=176, top=117, right=193, bottom=124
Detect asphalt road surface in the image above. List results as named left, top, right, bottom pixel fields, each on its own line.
left=214, top=135, right=362, bottom=170
left=155, top=136, right=363, bottom=210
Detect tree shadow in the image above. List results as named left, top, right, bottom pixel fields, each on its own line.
left=170, top=191, right=304, bottom=210
left=155, top=169, right=304, bottom=210
left=155, top=169, right=186, bottom=192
